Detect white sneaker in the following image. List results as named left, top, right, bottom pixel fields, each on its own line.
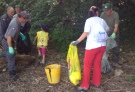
left=77, top=86, right=88, bottom=91
left=40, top=60, right=45, bottom=64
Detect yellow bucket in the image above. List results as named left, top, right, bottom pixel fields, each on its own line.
left=45, top=64, right=61, bottom=84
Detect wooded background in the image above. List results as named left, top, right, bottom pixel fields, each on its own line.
left=0, top=0, right=135, bottom=53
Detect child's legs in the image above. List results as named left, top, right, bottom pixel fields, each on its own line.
left=41, top=48, right=46, bottom=61
left=38, top=47, right=41, bottom=55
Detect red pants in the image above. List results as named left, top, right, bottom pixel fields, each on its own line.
left=80, top=46, right=106, bottom=88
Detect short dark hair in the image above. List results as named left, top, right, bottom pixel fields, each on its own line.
left=40, top=24, right=49, bottom=32
left=88, top=6, right=99, bottom=17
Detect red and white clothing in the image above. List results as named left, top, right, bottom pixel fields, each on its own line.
left=80, top=16, right=109, bottom=88
left=84, top=16, right=109, bottom=50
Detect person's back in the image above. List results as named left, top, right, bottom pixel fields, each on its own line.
left=37, top=31, right=48, bottom=47
left=84, top=16, right=109, bottom=50
left=71, top=6, right=109, bottom=91
left=33, top=24, right=49, bottom=64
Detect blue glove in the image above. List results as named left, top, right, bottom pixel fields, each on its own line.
left=110, top=33, right=116, bottom=39
left=20, top=33, right=26, bottom=41
left=71, top=40, right=79, bottom=46
left=8, top=47, right=14, bottom=55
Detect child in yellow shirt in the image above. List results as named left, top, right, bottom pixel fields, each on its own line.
left=34, top=24, right=49, bottom=64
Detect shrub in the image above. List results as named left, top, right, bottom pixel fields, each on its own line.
left=50, top=24, right=79, bottom=52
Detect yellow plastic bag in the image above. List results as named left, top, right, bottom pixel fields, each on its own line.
left=66, top=44, right=81, bottom=85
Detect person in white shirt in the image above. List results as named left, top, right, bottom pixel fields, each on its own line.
left=71, top=6, right=109, bottom=91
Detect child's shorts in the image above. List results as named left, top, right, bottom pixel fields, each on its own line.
left=38, top=47, right=46, bottom=55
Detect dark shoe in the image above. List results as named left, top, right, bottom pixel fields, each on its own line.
left=38, top=53, right=41, bottom=59
left=91, top=83, right=101, bottom=88
left=93, top=85, right=100, bottom=88
left=111, top=62, right=122, bottom=68
left=77, top=86, right=89, bottom=92
left=9, top=70, right=19, bottom=81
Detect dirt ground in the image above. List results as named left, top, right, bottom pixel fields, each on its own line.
left=0, top=45, right=135, bottom=92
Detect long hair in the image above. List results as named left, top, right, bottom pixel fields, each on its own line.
left=88, top=6, right=99, bottom=17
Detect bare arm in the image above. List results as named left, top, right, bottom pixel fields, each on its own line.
left=34, top=35, right=38, bottom=42
left=77, top=32, right=89, bottom=42
left=113, top=12, right=119, bottom=34
left=113, top=24, right=119, bottom=33
left=47, top=36, right=49, bottom=41
left=47, top=33, right=49, bottom=41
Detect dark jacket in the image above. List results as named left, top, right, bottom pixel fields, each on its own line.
left=20, top=21, right=31, bottom=34
left=16, top=21, right=32, bottom=54
left=0, top=13, right=12, bottom=37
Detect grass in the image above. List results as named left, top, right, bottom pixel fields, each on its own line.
left=125, top=76, right=135, bottom=82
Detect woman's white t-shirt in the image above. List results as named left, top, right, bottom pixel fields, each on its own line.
left=84, top=16, right=109, bottom=50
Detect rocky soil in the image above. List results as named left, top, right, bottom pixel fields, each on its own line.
left=0, top=45, right=135, bottom=92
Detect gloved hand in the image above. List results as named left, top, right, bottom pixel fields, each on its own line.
left=20, top=33, right=26, bottom=41
left=8, top=47, right=14, bottom=55
left=71, top=40, right=79, bottom=46
left=110, top=33, right=116, bottom=39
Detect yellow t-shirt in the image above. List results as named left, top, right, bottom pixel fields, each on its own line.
left=37, top=31, right=48, bottom=47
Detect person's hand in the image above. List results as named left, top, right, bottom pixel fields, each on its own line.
left=71, top=40, right=79, bottom=46
left=20, top=33, right=26, bottom=41
left=110, top=33, right=116, bottom=39
left=8, top=47, right=14, bottom=55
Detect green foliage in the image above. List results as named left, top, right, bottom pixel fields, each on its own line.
left=50, top=24, right=79, bottom=52
left=1, top=0, right=135, bottom=52
left=26, top=0, right=92, bottom=53
left=0, top=0, right=7, bottom=16
left=126, top=76, right=135, bottom=82
left=115, top=0, right=135, bottom=50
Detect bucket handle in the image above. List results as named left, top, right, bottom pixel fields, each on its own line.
left=46, top=68, right=52, bottom=82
